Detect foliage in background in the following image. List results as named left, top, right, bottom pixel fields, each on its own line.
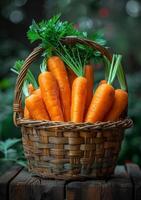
left=0, top=138, right=26, bottom=175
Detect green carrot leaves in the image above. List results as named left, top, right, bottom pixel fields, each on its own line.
left=11, top=60, right=38, bottom=89
left=107, top=54, right=122, bottom=85
left=103, top=56, right=110, bottom=81
left=27, top=14, right=107, bottom=71
left=117, top=63, right=127, bottom=91
left=27, top=14, right=86, bottom=47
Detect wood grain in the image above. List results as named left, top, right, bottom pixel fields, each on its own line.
left=9, top=168, right=65, bottom=200
left=66, top=165, right=134, bottom=200
left=0, top=165, right=22, bottom=200
left=109, top=165, right=133, bottom=200
left=126, top=163, right=141, bottom=200
left=1, top=164, right=141, bottom=200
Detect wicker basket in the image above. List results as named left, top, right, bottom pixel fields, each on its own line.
left=13, top=37, right=133, bottom=180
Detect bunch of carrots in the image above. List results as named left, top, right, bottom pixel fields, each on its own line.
left=12, top=53, right=128, bottom=124
left=12, top=16, right=128, bottom=123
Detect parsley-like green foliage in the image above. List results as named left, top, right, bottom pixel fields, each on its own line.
left=90, top=31, right=107, bottom=46
left=27, top=14, right=86, bottom=47
left=27, top=14, right=107, bottom=76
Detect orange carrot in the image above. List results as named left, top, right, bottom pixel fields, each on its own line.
left=24, top=106, right=32, bottom=119
left=67, top=67, right=77, bottom=89
left=25, top=90, right=49, bottom=120
left=47, top=56, right=71, bottom=121
left=71, top=77, right=87, bottom=122
left=38, top=71, right=64, bottom=121
left=85, top=54, right=122, bottom=123
left=28, top=83, right=35, bottom=94
left=84, top=64, right=94, bottom=112
left=104, top=89, right=128, bottom=121
left=24, top=83, right=35, bottom=119
left=99, top=79, right=107, bottom=85
left=85, top=83, right=115, bottom=123
left=32, top=88, right=41, bottom=95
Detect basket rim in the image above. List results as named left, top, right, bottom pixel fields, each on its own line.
left=17, top=117, right=133, bottom=131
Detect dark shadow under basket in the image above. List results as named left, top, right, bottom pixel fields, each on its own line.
left=13, top=36, right=133, bottom=180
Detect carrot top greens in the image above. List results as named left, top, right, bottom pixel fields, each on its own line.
left=40, top=59, right=47, bottom=73
left=27, top=14, right=87, bottom=44
left=22, top=80, right=30, bottom=97
left=56, top=42, right=85, bottom=76
left=27, top=13, right=86, bottom=60
left=11, top=60, right=38, bottom=89
left=117, top=63, right=127, bottom=91
left=104, top=55, right=127, bottom=91
left=11, top=60, right=38, bottom=98
left=27, top=14, right=106, bottom=76
left=107, top=54, right=122, bottom=85
left=103, top=56, right=110, bottom=81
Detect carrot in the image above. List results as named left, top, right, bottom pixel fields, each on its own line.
left=67, top=67, right=77, bottom=89
left=57, top=45, right=89, bottom=123
left=99, top=79, right=107, bottom=85
left=84, top=64, right=94, bottom=112
left=104, top=89, right=128, bottom=121
left=104, top=55, right=128, bottom=121
left=32, top=88, right=41, bottom=95
left=85, top=54, right=122, bottom=123
left=25, top=90, right=49, bottom=120
left=24, top=106, right=32, bottom=119
left=85, top=83, right=115, bottom=122
left=24, top=83, right=35, bottom=119
left=47, top=56, right=71, bottom=121
left=28, top=83, right=35, bottom=94
left=22, top=81, right=49, bottom=120
left=38, top=71, right=64, bottom=121
left=11, top=62, right=39, bottom=120
left=71, top=77, right=87, bottom=122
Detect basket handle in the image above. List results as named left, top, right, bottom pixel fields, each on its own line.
left=13, top=36, right=128, bottom=126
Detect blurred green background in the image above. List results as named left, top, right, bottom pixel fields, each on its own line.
left=0, top=0, right=141, bottom=173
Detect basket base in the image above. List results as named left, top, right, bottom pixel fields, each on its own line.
left=29, top=167, right=114, bottom=181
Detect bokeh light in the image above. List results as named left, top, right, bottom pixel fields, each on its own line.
left=14, top=0, right=28, bottom=7
left=126, top=0, right=140, bottom=17
left=9, top=10, right=24, bottom=24
left=78, top=17, right=93, bottom=30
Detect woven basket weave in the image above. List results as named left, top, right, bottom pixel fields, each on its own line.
left=13, top=36, right=133, bottom=180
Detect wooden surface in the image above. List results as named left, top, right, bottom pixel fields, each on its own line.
left=0, top=163, right=141, bottom=200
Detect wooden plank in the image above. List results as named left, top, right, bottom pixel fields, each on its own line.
left=0, top=164, right=138, bottom=200
left=66, top=180, right=113, bottom=200
left=126, top=163, right=141, bottom=200
left=66, top=165, right=133, bottom=200
left=9, top=168, right=66, bottom=200
left=109, top=178, right=133, bottom=200
left=108, top=165, right=133, bottom=200
left=66, top=181, right=82, bottom=200
left=109, top=165, right=133, bottom=200
left=67, top=178, right=133, bottom=200
left=101, top=182, right=113, bottom=200
left=0, top=165, right=22, bottom=200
